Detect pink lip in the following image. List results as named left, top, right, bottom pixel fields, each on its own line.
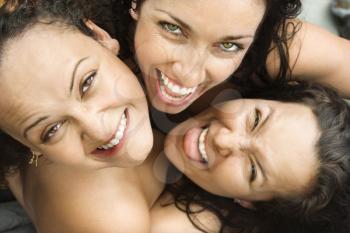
left=155, top=70, right=197, bottom=107
left=91, top=109, right=129, bottom=158
left=183, top=127, right=206, bottom=163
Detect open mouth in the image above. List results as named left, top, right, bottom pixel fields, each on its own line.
left=183, top=126, right=209, bottom=164
left=157, top=70, right=197, bottom=105
left=198, top=127, right=209, bottom=163
left=97, top=109, right=128, bottom=151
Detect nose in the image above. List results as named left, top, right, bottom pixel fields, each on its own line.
left=76, top=109, right=111, bottom=145
left=212, top=126, right=247, bottom=157
left=172, top=46, right=208, bottom=87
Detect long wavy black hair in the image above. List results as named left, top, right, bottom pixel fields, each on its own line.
left=97, top=0, right=302, bottom=91
left=166, top=82, right=350, bottom=233
left=0, top=0, right=102, bottom=185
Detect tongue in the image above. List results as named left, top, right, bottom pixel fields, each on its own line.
left=183, top=127, right=203, bottom=162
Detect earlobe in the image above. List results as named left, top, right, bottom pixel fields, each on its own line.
left=129, top=8, right=139, bottom=21
left=129, top=0, right=139, bottom=20
left=85, top=20, right=120, bottom=55
left=234, top=199, right=255, bottom=209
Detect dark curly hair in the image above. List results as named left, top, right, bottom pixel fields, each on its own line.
left=0, top=0, right=100, bottom=185
left=95, top=0, right=302, bottom=90
left=166, top=82, right=350, bottom=233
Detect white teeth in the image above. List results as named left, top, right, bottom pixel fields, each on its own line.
left=198, top=128, right=209, bottom=163
left=160, top=86, right=186, bottom=101
left=98, top=112, right=127, bottom=150
left=159, top=72, right=197, bottom=97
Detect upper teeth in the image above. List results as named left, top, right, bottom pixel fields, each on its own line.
left=98, top=112, right=127, bottom=150
left=198, top=128, right=209, bottom=163
left=160, top=72, right=197, bottom=96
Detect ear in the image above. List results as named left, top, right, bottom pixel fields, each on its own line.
left=129, top=1, right=139, bottom=21
left=235, top=199, right=255, bottom=209
left=85, top=20, right=120, bottom=55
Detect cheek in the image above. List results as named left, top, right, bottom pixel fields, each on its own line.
left=134, top=26, right=174, bottom=71
left=42, top=143, right=85, bottom=166
left=117, top=76, right=145, bottom=101
left=208, top=58, right=240, bottom=85
left=214, top=160, right=247, bottom=195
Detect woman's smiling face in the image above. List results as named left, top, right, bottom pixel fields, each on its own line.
left=132, top=0, right=266, bottom=113
left=165, top=99, right=321, bottom=202
left=0, top=23, right=153, bottom=169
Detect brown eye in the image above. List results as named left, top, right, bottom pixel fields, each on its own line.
left=81, top=71, right=96, bottom=97
left=252, top=109, right=261, bottom=130
left=42, top=121, right=64, bottom=143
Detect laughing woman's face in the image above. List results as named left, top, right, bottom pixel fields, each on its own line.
left=131, top=0, right=266, bottom=113
left=165, top=99, right=321, bottom=202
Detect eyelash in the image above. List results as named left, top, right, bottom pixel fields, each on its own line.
left=42, top=121, right=65, bottom=143
left=218, top=42, right=242, bottom=53
left=250, top=158, right=257, bottom=182
left=81, top=71, right=97, bottom=97
left=252, top=108, right=261, bottom=130
left=159, top=21, right=243, bottom=54
left=159, top=21, right=183, bottom=36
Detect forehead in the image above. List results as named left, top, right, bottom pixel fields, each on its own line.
left=257, top=101, right=320, bottom=196
left=141, top=0, right=266, bottom=33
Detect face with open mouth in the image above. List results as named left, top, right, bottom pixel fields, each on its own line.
left=165, top=99, right=320, bottom=203
left=0, top=23, right=153, bottom=169
left=132, top=0, right=266, bottom=113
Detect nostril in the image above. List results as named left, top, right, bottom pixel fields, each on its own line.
left=212, top=127, right=233, bottom=156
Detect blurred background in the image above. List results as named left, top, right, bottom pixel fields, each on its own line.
left=300, top=0, right=350, bottom=38
left=299, top=0, right=350, bottom=104
left=300, top=0, right=338, bottom=34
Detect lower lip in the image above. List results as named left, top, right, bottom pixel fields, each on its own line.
left=155, top=71, right=196, bottom=107
left=92, top=110, right=130, bottom=158
left=183, top=127, right=205, bottom=163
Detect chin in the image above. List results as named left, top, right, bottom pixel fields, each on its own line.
left=153, top=100, right=192, bottom=114
left=118, top=147, right=151, bottom=168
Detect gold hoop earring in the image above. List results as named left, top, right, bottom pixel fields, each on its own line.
left=29, top=151, right=42, bottom=167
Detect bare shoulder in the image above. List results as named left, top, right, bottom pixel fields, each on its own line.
left=24, top=166, right=151, bottom=233
left=267, top=19, right=350, bottom=97
left=150, top=193, right=221, bottom=233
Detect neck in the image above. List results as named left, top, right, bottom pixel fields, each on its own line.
left=135, top=129, right=169, bottom=207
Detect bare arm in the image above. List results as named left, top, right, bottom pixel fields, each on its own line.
left=267, top=20, right=350, bottom=98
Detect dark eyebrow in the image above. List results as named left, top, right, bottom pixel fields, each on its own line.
left=23, top=116, right=49, bottom=139
left=69, top=57, right=89, bottom=96
left=155, top=9, right=254, bottom=40
left=221, top=35, right=254, bottom=41
left=155, top=9, right=192, bottom=32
